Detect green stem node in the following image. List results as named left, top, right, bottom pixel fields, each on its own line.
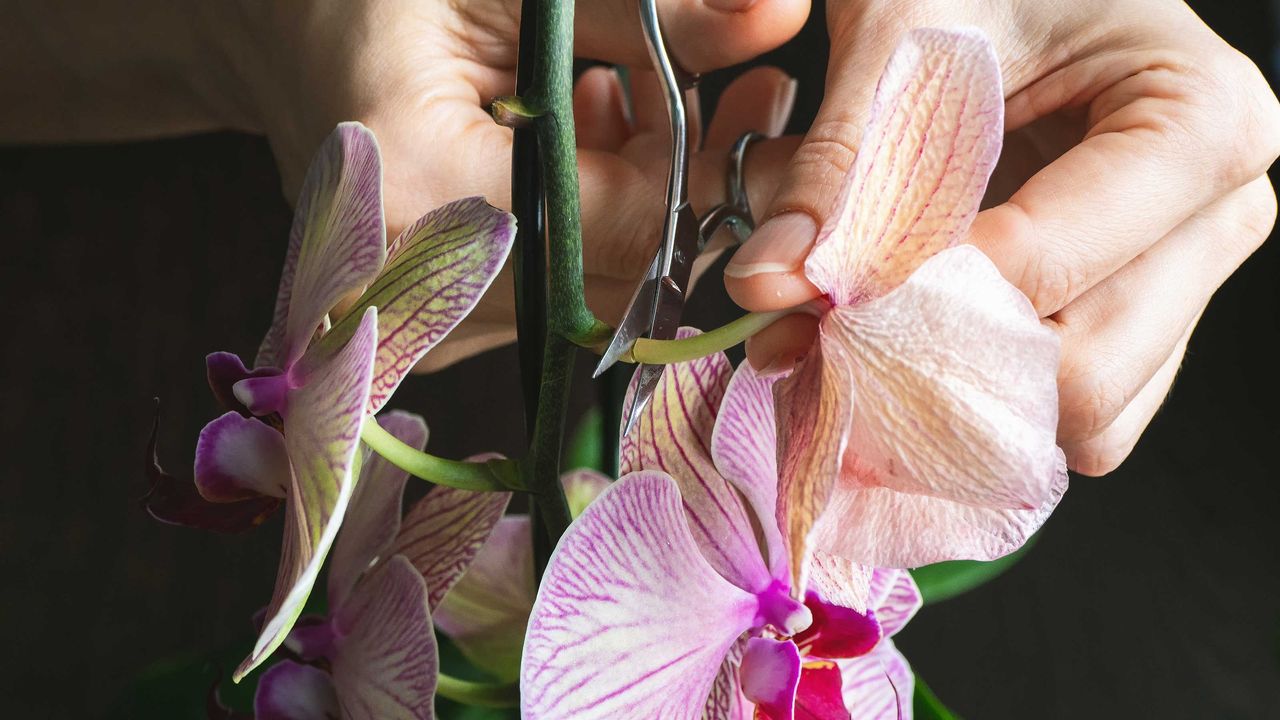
left=360, top=420, right=524, bottom=492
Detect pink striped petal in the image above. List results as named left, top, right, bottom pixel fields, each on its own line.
left=561, top=468, right=611, bottom=518
left=704, top=641, right=752, bottom=720
left=775, top=340, right=855, bottom=596
left=712, top=361, right=788, bottom=582
left=806, top=551, right=873, bottom=613
left=322, top=196, right=515, bottom=413
left=234, top=308, right=378, bottom=681
left=825, top=246, right=1062, bottom=510
left=740, top=637, right=802, bottom=720
left=433, top=515, right=534, bottom=683
left=328, top=411, right=427, bottom=605
left=257, top=122, right=386, bottom=369
left=804, top=28, right=1003, bottom=304
left=813, top=456, right=1067, bottom=567
left=254, top=660, right=339, bottom=720
left=392, top=482, right=511, bottom=611
left=867, top=569, right=921, bottom=639
left=331, top=555, right=437, bottom=720
left=839, top=641, right=912, bottom=720
left=621, top=339, right=772, bottom=594
left=521, top=471, right=758, bottom=720
left=194, top=412, right=290, bottom=502
left=795, top=661, right=851, bottom=720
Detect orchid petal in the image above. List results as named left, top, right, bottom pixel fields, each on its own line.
left=712, top=361, right=789, bottom=582
left=206, top=352, right=281, bottom=416
left=321, top=196, right=515, bottom=413
left=825, top=246, right=1062, bottom=510
left=331, top=555, right=438, bottom=720
left=814, top=457, right=1067, bottom=567
left=253, top=660, right=339, bottom=720
left=561, top=468, right=611, bottom=518
left=234, top=308, right=378, bottom=681
left=704, top=640, right=752, bottom=720
left=867, top=569, right=921, bottom=639
left=258, top=122, right=386, bottom=368
left=521, top=471, right=758, bottom=720
left=392, top=481, right=511, bottom=610
left=194, top=412, right=290, bottom=502
left=793, top=592, right=880, bottom=660
left=806, top=550, right=873, bottom=613
left=795, top=661, right=851, bottom=720
left=433, top=515, right=534, bottom=683
left=775, top=340, right=855, bottom=596
left=740, top=637, right=801, bottom=720
left=622, top=337, right=772, bottom=593
left=804, top=28, right=1003, bottom=303
left=329, top=411, right=427, bottom=605
left=839, top=641, right=913, bottom=720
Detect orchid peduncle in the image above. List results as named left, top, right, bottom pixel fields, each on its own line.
left=434, top=674, right=521, bottom=709
left=360, top=420, right=524, bottom=492
left=626, top=309, right=795, bottom=365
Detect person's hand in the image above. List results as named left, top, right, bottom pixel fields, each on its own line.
left=209, top=0, right=809, bottom=369
left=724, top=0, right=1280, bottom=476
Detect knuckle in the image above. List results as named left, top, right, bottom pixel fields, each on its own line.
left=1199, top=48, right=1280, bottom=183
left=1023, top=251, right=1087, bottom=317
left=1236, top=177, right=1278, bottom=251
left=1066, top=437, right=1130, bottom=478
left=1058, top=360, right=1129, bottom=442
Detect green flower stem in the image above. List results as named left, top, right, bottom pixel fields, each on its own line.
left=435, top=673, right=520, bottom=709
left=522, top=333, right=576, bottom=573
left=360, top=420, right=523, bottom=492
left=627, top=310, right=793, bottom=364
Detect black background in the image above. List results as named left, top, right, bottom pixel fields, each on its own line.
left=1, top=0, right=1277, bottom=717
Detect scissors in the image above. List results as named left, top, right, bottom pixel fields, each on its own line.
left=592, top=0, right=760, bottom=436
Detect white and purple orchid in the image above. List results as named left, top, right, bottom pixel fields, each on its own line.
left=154, top=122, right=515, bottom=679
left=520, top=342, right=922, bottom=719
left=253, top=410, right=512, bottom=719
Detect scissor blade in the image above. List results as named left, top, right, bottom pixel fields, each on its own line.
left=621, top=362, right=666, bottom=437
left=593, top=251, right=662, bottom=378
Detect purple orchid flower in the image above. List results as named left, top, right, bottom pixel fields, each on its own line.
left=520, top=338, right=923, bottom=719
left=252, top=410, right=512, bottom=719
left=148, top=121, right=514, bottom=680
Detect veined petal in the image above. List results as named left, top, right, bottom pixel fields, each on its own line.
left=253, top=660, right=339, bottom=720
left=258, top=122, right=386, bottom=368
left=704, top=641, right=752, bottom=720
left=805, top=28, right=1003, bottom=304
left=775, top=340, right=855, bottom=596
left=562, top=468, right=612, bottom=518
left=839, top=641, right=912, bottom=720
left=391, top=481, right=511, bottom=610
left=712, top=361, right=788, bottom=582
left=194, top=412, right=290, bottom=502
left=814, top=456, right=1067, bottom=567
left=521, top=471, right=758, bottom=720
left=331, top=555, right=438, bottom=720
left=806, top=551, right=873, bottom=613
left=795, top=661, right=851, bottom=720
left=867, top=570, right=921, bottom=639
left=329, top=410, right=428, bottom=605
left=622, top=337, right=772, bottom=594
left=235, top=308, right=378, bottom=681
left=321, top=196, right=515, bottom=414
left=740, top=637, right=801, bottom=720
left=827, top=246, right=1062, bottom=509
left=433, top=515, right=534, bottom=683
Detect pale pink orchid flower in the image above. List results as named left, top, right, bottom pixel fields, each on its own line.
left=772, top=28, right=1068, bottom=593
left=520, top=343, right=922, bottom=720
left=253, top=411, right=513, bottom=719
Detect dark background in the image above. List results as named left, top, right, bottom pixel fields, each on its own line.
left=1, top=0, right=1277, bottom=717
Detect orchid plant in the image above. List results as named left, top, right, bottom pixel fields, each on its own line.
left=144, top=16, right=1069, bottom=720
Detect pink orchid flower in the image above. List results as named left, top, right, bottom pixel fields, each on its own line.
left=252, top=411, right=512, bottom=719
left=169, top=122, right=514, bottom=679
left=520, top=342, right=922, bottom=719
left=772, top=28, right=1068, bottom=591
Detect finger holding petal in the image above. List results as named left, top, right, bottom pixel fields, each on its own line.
left=804, top=28, right=1003, bottom=304
left=521, top=472, right=758, bottom=720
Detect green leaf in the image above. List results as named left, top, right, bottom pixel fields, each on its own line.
left=909, top=532, right=1039, bottom=604
left=563, top=407, right=604, bottom=473
left=914, top=675, right=962, bottom=720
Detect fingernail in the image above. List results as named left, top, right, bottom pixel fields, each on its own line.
left=725, top=212, right=818, bottom=279
left=704, top=0, right=757, bottom=11
left=767, top=78, right=798, bottom=138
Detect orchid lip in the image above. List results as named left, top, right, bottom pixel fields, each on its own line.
left=754, top=580, right=812, bottom=637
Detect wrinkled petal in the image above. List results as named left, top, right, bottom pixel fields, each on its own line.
left=331, top=555, right=438, bottom=720
left=866, top=569, right=921, bottom=639
left=711, top=361, right=789, bottom=583
left=329, top=410, right=428, bottom=605
left=839, top=641, right=912, bottom=720
left=434, top=516, right=534, bottom=683
left=561, top=468, right=612, bottom=518
left=253, top=660, right=339, bottom=720
left=826, top=246, right=1062, bottom=510
left=522, top=471, right=758, bottom=720
left=622, top=336, right=772, bottom=594
left=235, top=308, right=378, bottom=681
left=319, top=196, right=515, bottom=413
left=805, top=28, right=1003, bottom=303
left=775, top=340, right=855, bottom=596
left=392, top=481, right=511, bottom=610
left=258, top=122, right=386, bottom=368
left=806, top=551, right=873, bottom=613
left=194, top=412, right=290, bottom=502
left=814, top=456, right=1068, bottom=567
left=740, top=637, right=801, bottom=720
left=795, top=661, right=851, bottom=720
left=207, top=352, right=282, bottom=416
left=703, top=640, right=752, bottom=720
